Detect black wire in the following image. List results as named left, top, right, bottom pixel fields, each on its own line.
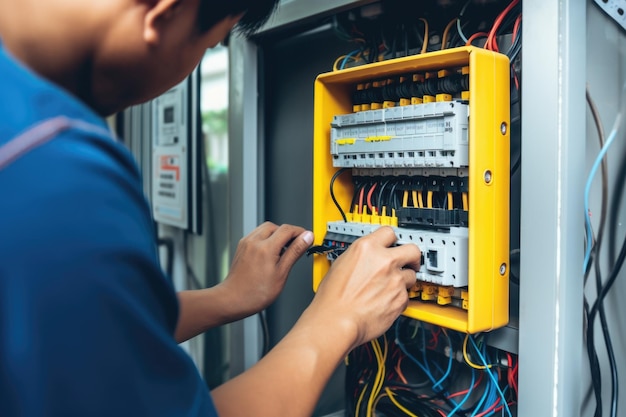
left=586, top=88, right=618, bottom=417
left=377, top=179, right=391, bottom=214
left=331, top=168, right=349, bottom=222
left=259, top=310, right=270, bottom=357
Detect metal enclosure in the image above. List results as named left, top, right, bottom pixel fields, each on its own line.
left=226, top=0, right=603, bottom=416
left=117, top=0, right=626, bottom=415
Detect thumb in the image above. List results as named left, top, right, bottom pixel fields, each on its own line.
left=278, top=231, right=314, bottom=273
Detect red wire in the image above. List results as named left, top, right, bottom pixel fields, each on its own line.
left=476, top=402, right=517, bottom=417
left=465, top=31, right=489, bottom=46
left=475, top=397, right=502, bottom=417
left=486, top=0, right=520, bottom=51
left=367, top=183, right=378, bottom=214
left=448, top=371, right=485, bottom=399
left=358, top=186, right=365, bottom=214
left=512, top=14, right=522, bottom=42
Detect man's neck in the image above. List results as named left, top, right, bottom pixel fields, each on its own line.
left=0, top=1, right=106, bottom=112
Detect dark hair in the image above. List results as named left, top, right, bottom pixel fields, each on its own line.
left=196, top=0, right=280, bottom=36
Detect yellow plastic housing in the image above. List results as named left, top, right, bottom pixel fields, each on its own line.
left=312, top=46, right=510, bottom=334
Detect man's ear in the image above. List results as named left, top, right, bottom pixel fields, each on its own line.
left=143, top=0, right=181, bottom=45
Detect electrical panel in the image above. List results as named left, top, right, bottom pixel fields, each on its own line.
left=593, top=0, right=626, bottom=31
left=151, top=78, right=201, bottom=233
left=313, top=46, right=510, bottom=333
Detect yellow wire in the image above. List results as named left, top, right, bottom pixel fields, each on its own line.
left=372, top=393, right=388, bottom=413
left=418, top=191, right=424, bottom=209
left=367, top=340, right=385, bottom=417
left=356, top=382, right=369, bottom=416
left=463, top=334, right=491, bottom=370
left=427, top=191, right=433, bottom=208
left=441, top=18, right=457, bottom=50
left=447, top=191, right=454, bottom=210
left=403, top=190, right=409, bottom=208
left=412, top=190, right=419, bottom=208
left=419, top=18, right=429, bottom=54
left=462, top=192, right=469, bottom=211
left=333, top=55, right=347, bottom=71
left=385, top=388, right=419, bottom=417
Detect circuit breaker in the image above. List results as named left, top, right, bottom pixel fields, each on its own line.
left=313, top=46, right=510, bottom=333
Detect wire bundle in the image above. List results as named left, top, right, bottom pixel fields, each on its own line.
left=345, top=318, right=517, bottom=416
left=583, top=87, right=625, bottom=417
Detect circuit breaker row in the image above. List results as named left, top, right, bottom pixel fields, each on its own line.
left=323, top=221, right=469, bottom=308
left=331, top=101, right=469, bottom=168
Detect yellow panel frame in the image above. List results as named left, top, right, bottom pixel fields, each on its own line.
left=313, top=46, right=510, bottom=334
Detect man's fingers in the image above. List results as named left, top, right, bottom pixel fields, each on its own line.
left=391, top=243, right=422, bottom=272
left=247, top=221, right=278, bottom=240
left=277, top=230, right=314, bottom=272
left=401, top=268, right=418, bottom=290
left=367, top=226, right=399, bottom=247
left=267, top=224, right=307, bottom=250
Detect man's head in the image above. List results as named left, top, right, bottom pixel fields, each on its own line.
left=0, top=0, right=279, bottom=115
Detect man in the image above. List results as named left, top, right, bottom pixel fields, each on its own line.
left=0, top=0, right=422, bottom=416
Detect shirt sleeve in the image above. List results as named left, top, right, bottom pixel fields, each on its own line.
left=0, top=128, right=218, bottom=417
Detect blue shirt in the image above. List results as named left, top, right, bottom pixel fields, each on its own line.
left=0, top=44, right=218, bottom=416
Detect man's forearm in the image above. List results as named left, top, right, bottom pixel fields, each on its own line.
left=175, top=284, right=254, bottom=343
left=211, top=307, right=357, bottom=417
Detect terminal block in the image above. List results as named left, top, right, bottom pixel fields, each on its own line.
left=330, top=101, right=468, bottom=168
left=313, top=46, right=510, bottom=334
left=323, top=221, right=469, bottom=288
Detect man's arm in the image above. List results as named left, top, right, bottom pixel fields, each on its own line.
left=175, top=222, right=313, bottom=343
left=212, top=227, right=422, bottom=417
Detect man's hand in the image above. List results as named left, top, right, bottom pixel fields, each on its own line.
left=175, top=222, right=313, bottom=343
left=211, top=226, right=421, bottom=417
left=306, top=226, right=421, bottom=350
left=220, top=221, right=314, bottom=315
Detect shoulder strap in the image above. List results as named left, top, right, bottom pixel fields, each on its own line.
left=0, top=116, right=113, bottom=171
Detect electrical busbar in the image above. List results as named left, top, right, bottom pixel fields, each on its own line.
left=312, top=46, right=510, bottom=333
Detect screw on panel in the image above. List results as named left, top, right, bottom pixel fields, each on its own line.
left=484, top=170, right=492, bottom=184
left=500, top=263, right=507, bottom=275
left=500, top=122, right=507, bottom=135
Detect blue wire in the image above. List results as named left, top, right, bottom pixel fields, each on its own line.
left=395, top=322, right=434, bottom=381
left=449, top=367, right=476, bottom=416
left=484, top=388, right=511, bottom=417
left=394, top=322, right=462, bottom=410
left=340, top=49, right=360, bottom=70
left=469, top=336, right=512, bottom=417
left=470, top=374, right=492, bottom=417
left=433, top=331, right=454, bottom=391
left=583, top=114, right=622, bottom=274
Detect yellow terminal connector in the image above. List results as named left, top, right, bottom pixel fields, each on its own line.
left=436, top=94, right=453, bottom=102
left=391, top=208, right=399, bottom=227
left=437, top=286, right=454, bottom=305
left=352, top=205, right=362, bottom=223
left=383, top=101, right=395, bottom=108
left=461, top=290, right=469, bottom=310
left=423, top=95, right=436, bottom=103
left=361, top=206, right=371, bottom=224
left=411, top=97, right=424, bottom=105
left=370, top=209, right=381, bottom=225
left=438, top=69, right=451, bottom=78
left=400, top=98, right=411, bottom=106
left=408, top=282, right=422, bottom=299
left=421, top=285, right=437, bottom=301
left=461, top=91, right=470, bottom=101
